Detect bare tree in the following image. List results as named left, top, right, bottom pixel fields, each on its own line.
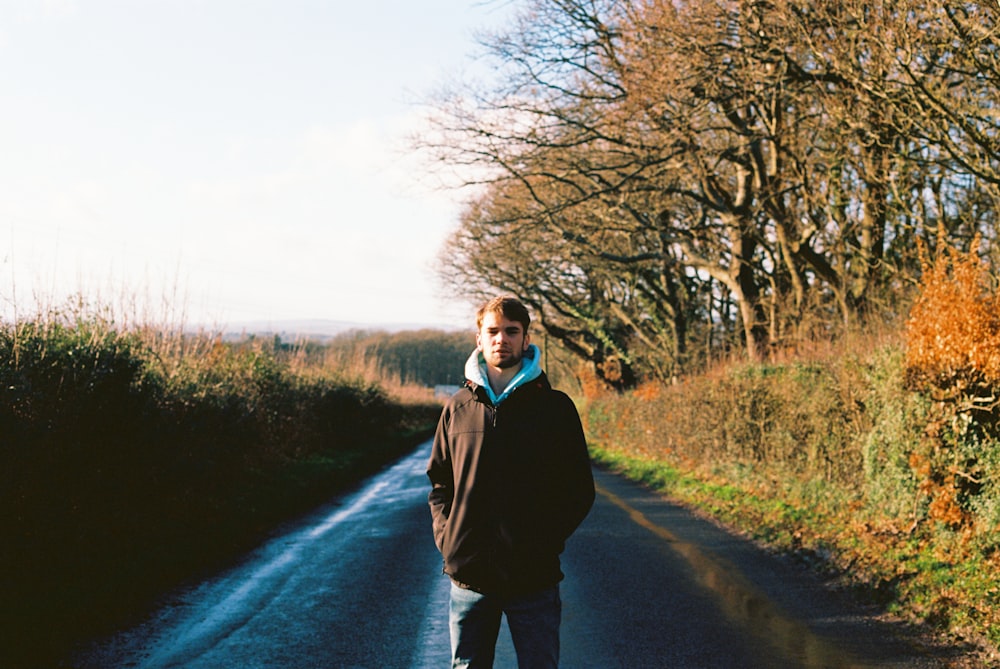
left=421, top=0, right=1000, bottom=383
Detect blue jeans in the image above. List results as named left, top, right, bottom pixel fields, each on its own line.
left=449, top=582, right=561, bottom=669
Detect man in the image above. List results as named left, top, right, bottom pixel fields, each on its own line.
left=427, top=295, right=595, bottom=669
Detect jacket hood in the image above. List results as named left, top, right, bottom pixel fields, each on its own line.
left=464, top=343, right=543, bottom=405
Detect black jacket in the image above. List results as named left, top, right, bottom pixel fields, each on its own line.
left=427, top=372, right=595, bottom=595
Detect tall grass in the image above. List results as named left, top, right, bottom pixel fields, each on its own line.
left=0, top=300, right=442, bottom=667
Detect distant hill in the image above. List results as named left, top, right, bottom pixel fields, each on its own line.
left=200, top=319, right=464, bottom=343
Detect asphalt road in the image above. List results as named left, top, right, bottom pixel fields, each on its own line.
left=71, top=440, right=959, bottom=668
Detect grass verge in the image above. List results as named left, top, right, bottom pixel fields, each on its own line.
left=588, top=443, right=1000, bottom=666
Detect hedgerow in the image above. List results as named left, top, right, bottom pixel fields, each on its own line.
left=0, top=307, right=441, bottom=667
left=583, top=235, right=1000, bottom=660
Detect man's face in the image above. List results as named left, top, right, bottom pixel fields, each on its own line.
left=477, top=312, right=530, bottom=370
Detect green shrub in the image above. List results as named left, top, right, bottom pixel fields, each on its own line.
left=859, top=346, right=931, bottom=520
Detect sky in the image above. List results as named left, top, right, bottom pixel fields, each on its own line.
left=0, top=0, right=513, bottom=331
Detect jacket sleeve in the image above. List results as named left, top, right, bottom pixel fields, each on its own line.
left=552, top=392, right=595, bottom=542
left=426, top=405, right=453, bottom=554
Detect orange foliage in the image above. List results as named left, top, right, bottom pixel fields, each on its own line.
left=909, top=450, right=933, bottom=483
left=577, top=363, right=607, bottom=401
left=632, top=381, right=662, bottom=402
left=904, top=232, right=998, bottom=530
left=928, top=483, right=969, bottom=529
left=910, top=451, right=968, bottom=528
left=905, top=233, right=1000, bottom=391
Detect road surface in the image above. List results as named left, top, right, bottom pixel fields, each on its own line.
left=72, top=440, right=958, bottom=668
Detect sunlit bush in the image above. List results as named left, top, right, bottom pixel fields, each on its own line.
left=903, top=234, right=1000, bottom=531
left=860, top=346, right=931, bottom=520
left=906, top=234, right=1000, bottom=394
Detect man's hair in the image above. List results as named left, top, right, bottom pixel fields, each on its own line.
left=476, top=295, right=531, bottom=333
